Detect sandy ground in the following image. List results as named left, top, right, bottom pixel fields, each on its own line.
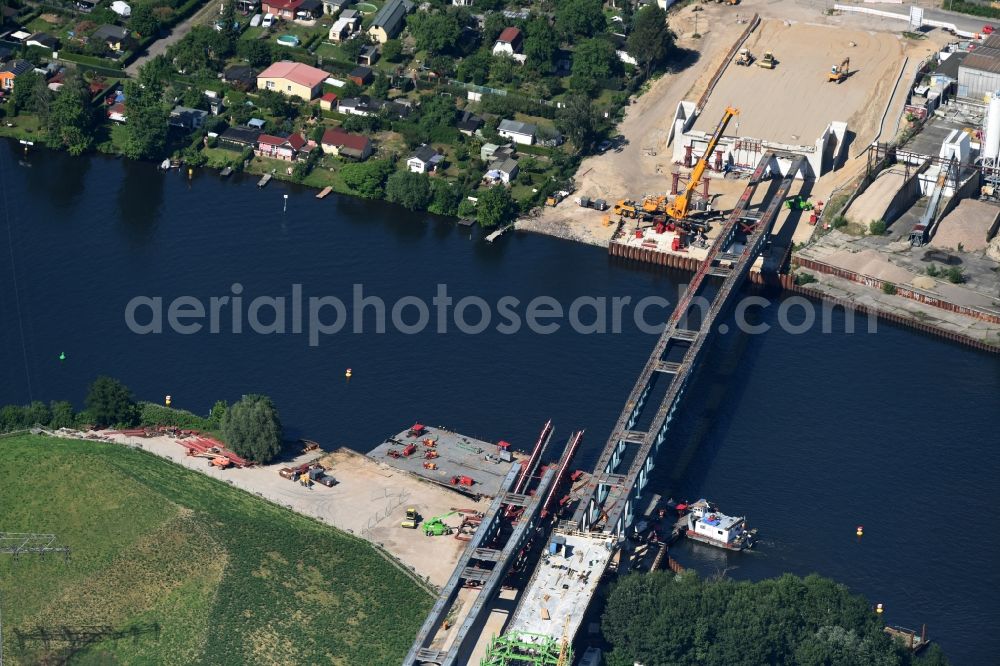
left=931, top=199, right=1000, bottom=251
left=845, top=168, right=907, bottom=225
left=695, top=22, right=903, bottom=147
left=521, top=0, right=947, bottom=249
left=80, top=431, right=486, bottom=587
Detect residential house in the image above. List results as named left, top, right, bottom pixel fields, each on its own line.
left=407, top=145, right=443, bottom=173
left=169, top=105, right=208, bottom=129
left=486, top=156, right=519, bottom=184
left=497, top=119, right=536, bottom=145
left=451, top=0, right=472, bottom=6
left=219, top=126, right=261, bottom=149
left=321, top=127, right=372, bottom=160
left=26, top=33, right=59, bottom=50
left=358, top=44, right=379, bottom=66
left=296, top=0, right=322, bottom=18
left=480, top=142, right=515, bottom=162
left=107, top=102, right=126, bottom=123
left=322, top=0, right=350, bottom=14
left=223, top=64, right=255, bottom=89
left=491, top=27, right=522, bottom=56
left=236, top=0, right=259, bottom=12
left=76, top=0, right=97, bottom=12
left=338, top=96, right=379, bottom=116
left=348, top=65, right=373, bottom=86
left=92, top=25, right=132, bottom=53
left=328, top=12, right=359, bottom=41
left=256, top=132, right=308, bottom=161
left=262, top=0, right=302, bottom=19
left=455, top=110, right=483, bottom=136
left=47, top=70, right=65, bottom=92
left=257, top=60, right=328, bottom=100
left=0, top=59, right=33, bottom=90
left=367, top=0, right=413, bottom=43
left=318, top=91, right=338, bottom=111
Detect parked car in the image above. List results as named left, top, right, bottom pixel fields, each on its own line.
left=250, top=13, right=261, bottom=26
left=597, top=139, right=613, bottom=153
left=318, top=475, right=337, bottom=487
left=261, top=13, right=274, bottom=28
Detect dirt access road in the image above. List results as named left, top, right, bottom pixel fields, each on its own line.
left=127, top=0, right=220, bottom=76
left=519, top=0, right=946, bottom=246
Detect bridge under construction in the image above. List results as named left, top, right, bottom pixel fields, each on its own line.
left=406, top=150, right=810, bottom=665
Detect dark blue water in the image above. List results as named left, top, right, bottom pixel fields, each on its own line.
left=1, top=144, right=997, bottom=663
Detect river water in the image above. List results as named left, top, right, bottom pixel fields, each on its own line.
left=0, top=143, right=996, bottom=663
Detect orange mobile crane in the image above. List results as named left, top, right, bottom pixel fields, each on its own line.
left=665, top=106, right=739, bottom=222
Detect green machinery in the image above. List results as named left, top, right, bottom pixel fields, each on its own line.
left=423, top=511, right=457, bottom=536
left=479, top=631, right=570, bottom=666
left=785, top=195, right=813, bottom=211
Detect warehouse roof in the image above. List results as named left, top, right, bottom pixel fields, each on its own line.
left=961, top=44, right=1000, bottom=75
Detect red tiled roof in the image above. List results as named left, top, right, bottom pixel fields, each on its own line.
left=321, top=127, right=370, bottom=152
left=258, top=134, right=286, bottom=146
left=320, top=92, right=337, bottom=102
left=497, top=27, right=521, bottom=43
left=258, top=60, right=328, bottom=88
left=263, top=0, right=303, bottom=11
left=287, top=133, right=306, bottom=150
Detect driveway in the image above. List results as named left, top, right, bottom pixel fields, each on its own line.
left=126, top=0, right=220, bottom=76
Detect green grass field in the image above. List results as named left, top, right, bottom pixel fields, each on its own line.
left=0, top=435, right=431, bottom=665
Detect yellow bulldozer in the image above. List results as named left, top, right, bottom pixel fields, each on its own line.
left=757, top=51, right=775, bottom=69
left=613, top=199, right=640, bottom=218
left=828, top=57, right=850, bottom=83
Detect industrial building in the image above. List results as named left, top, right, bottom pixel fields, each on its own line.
left=958, top=35, right=1000, bottom=102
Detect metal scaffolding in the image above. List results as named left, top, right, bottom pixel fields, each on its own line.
left=478, top=631, right=569, bottom=666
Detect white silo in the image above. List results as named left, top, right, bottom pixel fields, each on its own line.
left=983, top=92, right=1000, bottom=161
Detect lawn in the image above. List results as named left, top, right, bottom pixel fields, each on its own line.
left=0, top=434, right=432, bottom=665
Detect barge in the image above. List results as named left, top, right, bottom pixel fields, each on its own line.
left=682, top=498, right=757, bottom=551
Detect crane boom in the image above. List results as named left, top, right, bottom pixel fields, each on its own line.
left=666, top=106, right=739, bottom=221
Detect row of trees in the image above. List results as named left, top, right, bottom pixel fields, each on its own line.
left=2, top=377, right=284, bottom=464
left=9, top=69, right=96, bottom=155
left=602, top=571, right=948, bottom=666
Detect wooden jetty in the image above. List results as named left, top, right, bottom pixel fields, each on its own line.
left=257, top=173, right=272, bottom=188
left=316, top=186, right=332, bottom=199
left=220, top=166, right=233, bottom=177
left=485, top=222, right=515, bottom=242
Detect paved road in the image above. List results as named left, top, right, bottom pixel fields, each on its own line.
left=126, top=0, right=219, bottom=76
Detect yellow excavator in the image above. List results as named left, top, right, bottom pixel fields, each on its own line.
left=828, top=57, right=850, bottom=83
left=665, top=106, right=739, bottom=222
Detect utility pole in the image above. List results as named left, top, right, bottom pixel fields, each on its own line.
left=0, top=533, right=70, bottom=666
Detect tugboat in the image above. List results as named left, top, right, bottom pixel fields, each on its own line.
left=682, top=499, right=757, bottom=551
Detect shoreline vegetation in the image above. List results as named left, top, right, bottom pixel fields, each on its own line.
left=0, top=0, right=679, bottom=228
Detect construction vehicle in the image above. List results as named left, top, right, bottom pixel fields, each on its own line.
left=423, top=511, right=457, bottom=536
left=735, top=48, right=753, bottom=66
left=665, top=106, right=739, bottom=223
left=757, top=51, right=776, bottom=69
left=613, top=199, right=640, bottom=218
left=828, top=57, right=849, bottom=83
left=578, top=196, right=608, bottom=211
left=402, top=506, right=420, bottom=529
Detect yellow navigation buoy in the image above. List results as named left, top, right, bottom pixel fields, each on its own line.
left=188, top=167, right=193, bottom=179
left=876, top=603, right=884, bottom=614
left=165, top=395, right=172, bottom=406
left=345, top=368, right=352, bottom=379
left=856, top=525, right=864, bottom=537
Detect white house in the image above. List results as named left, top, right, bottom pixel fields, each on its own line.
left=407, top=145, right=443, bottom=173
left=111, top=0, right=131, bottom=17
left=497, top=119, right=536, bottom=145
left=492, top=27, right=522, bottom=56
left=486, top=156, right=519, bottom=184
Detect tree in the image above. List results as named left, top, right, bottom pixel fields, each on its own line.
left=481, top=12, right=508, bottom=46
left=457, top=49, right=491, bottom=84
left=222, top=394, right=283, bottom=463
left=49, top=401, right=76, bottom=429
left=10, top=70, right=44, bottom=115
left=382, top=39, right=403, bottom=62
left=556, top=0, right=605, bottom=39
left=627, top=5, right=675, bottom=77
left=23, top=401, right=51, bottom=426
left=341, top=35, right=368, bottom=63
left=210, top=399, right=229, bottom=426
left=122, top=61, right=169, bottom=160
left=602, top=572, right=924, bottom=666
left=523, top=18, right=557, bottom=74
left=238, top=39, right=276, bottom=67
left=429, top=178, right=464, bottom=216
left=489, top=54, right=517, bottom=83
left=477, top=185, right=517, bottom=228
left=407, top=10, right=463, bottom=55
left=85, top=376, right=139, bottom=427
left=130, top=3, right=161, bottom=38
left=556, top=94, right=599, bottom=153
left=48, top=70, right=94, bottom=155
left=341, top=159, right=395, bottom=198
left=570, top=37, right=617, bottom=93
left=385, top=171, right=432, bottom=211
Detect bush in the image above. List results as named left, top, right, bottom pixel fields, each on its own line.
left=831, top=215, right=848, bottom=229
left=944, top=266, right=964, bottom=284
left=85, top=376, right=139, bottom=427
left=222, top=394, right=283, bottom=463
left=926, top=264, right=940, bottom=277
left=882, top=282, right=897, bottom=295
left=869, top=219, right=887, bottom=235
left=139, top=402, right=217, bottom=431
left=794, top=272, right=818, bottom=286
